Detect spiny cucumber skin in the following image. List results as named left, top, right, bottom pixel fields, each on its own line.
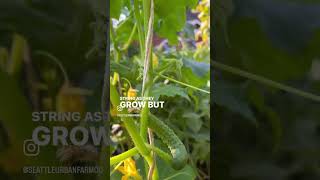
left=149, top=115, right=188, bottom=170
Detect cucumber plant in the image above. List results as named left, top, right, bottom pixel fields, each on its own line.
left=108, top=0, right=210, bottom=179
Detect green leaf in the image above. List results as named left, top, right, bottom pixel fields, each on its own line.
left=190, top=129, right=210, bottom=141
left=228, top=18, right=311, bottom=81
left=247, top=86, right=282, bottom=151
left=115, top=18, right=137, bottom=45
left=155, top=0, right=196, bottom=44
left=182, top=58, right=210, bottom=77
left=183, top=112, right=202, bottom=133
left=188, top=0, right=199, bottom=7
left=110, top=170, right=123, bottom=180
left=0, top=70, right=33, bottom=171
left=150, top=84, right=190, bottom=101
left=180, top=54, right=210, bottom=89
left=213, top=80, right=257, bottom=124
left=156, top=58, right=183, bottom=76
left=157, top=157, right=197, bottom=180
left=136, top=153, right=197, bottom=180
left=192, top=141, right=210, bottom=161
left=110, top=0, right=123, bottom=19
left=181, top=67, right=209, bottom=88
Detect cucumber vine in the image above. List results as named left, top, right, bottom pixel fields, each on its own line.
left=109, top=0, right=209, bottom=179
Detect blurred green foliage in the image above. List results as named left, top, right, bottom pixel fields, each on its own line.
left=0, top=0, right=105, bottom=179
left=214, top=0, right=320, bottom=179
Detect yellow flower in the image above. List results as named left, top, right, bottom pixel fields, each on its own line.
left=127, top=87, right=138, bottom=98
left=117, top=158, right=142, bottom=180
left=194, top=0, right=210, bottom=48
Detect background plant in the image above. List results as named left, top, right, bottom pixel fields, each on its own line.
left=213, top=0, right=320, bottom=179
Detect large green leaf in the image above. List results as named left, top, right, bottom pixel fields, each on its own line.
left=0, top=70, right=33, bottom=171
left=183, top=112, right=203, bottom=133
left=182, top=58, right=210, bottom=77
left=180, top=58, right=209, bottom=89
left=181, top=67, right=209, bottom=89
left=157, top=156, right=197, bottom=180
left=150, top=84, right=190, bottom=101
left=228, top=18, right=311, bottom=81
left=155, top=0, right=197, bottom=44
left=213, top=80, right=256, bottom=124
left=110, top=0, right=123, bottom=19
left=134, top=154, right=197, bottom=180
left=247, top=85, right=282, bottom=151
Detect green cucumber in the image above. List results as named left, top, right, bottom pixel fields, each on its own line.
left=149, top=114, right=188, bottom=170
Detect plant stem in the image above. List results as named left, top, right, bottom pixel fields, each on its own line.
left=121, top=77, right=132, bottom=88
left=120, top=23, right=137, bottom=51
left=141, top=0, right=159, bottom=179
left=145, top=156, right=158, bottom=179
left=212, top=61, right=320, bottom=102
left=124, top=117, right=150, bottom=155
left=8, top=34, right=26, bottom=76
left=140, top=96, right=150, bottom=141
left=110, top=84, right=150, bottom=156
left=140, top=0, right=155, bottom=141
left=141, top=2, right=154, bottom=94
left=110, top=161, right=124, bottom=176
left=35, top=50, right=70, bottom=85
left=110, top=26, right=121, bottom=63
left=110, top=148, right=139, bottom=165
left=110, top=145, right=172, bottom=166
left=142, top=0, right=150, bottom=36
left=115, top=12, right=133, bottom=30
left=158, top=73, right=210, bottom=94
left=147, top=145, right=172, bottom=163
left=147, top=129, right=156, bottom=180
left=133, top=0, right=145, bottom=57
